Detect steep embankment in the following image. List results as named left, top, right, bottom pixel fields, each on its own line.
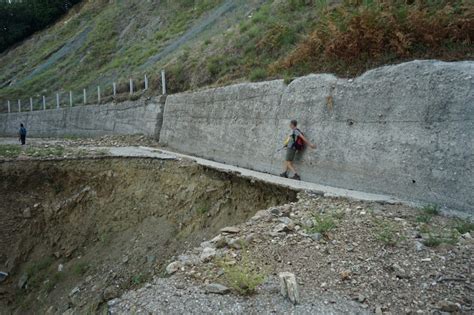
left=0, top=0, right=472, bottom=107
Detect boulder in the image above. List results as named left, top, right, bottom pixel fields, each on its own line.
left=166, top=261, right=183, bottom=275
left=279, top=272, right=300, bottom=305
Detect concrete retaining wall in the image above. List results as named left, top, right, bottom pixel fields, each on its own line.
left=160, top=60, right=474, bottom=213
left=0, top=96, right=165, bottom=138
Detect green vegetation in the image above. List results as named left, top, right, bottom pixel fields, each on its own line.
left=373, top=219, right=404, bottom=246
left=422, top=204, right=440, bottom=216
left=0, top=144, right=22, bottom=158
left=0, top=0, right=83, bottom=52
left=306, top=213, right=336, bottom=236
left=0, top=0, right=472, bottom=109
left=416, top=204, right=440, bottom=223
left=132, top=273, right=146, bottom=286
left=219, top=253, right=266, bottom=295
left=423, top=229, right=459, bottom=247
left=24, top=256, right=55, bottom=288
left=453, top=219, right=474, bottom=234
left=72, top=261, right=90, bottom=276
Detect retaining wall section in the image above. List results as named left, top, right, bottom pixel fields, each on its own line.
left=160, top=60, right=474, bottom=213
left=0, top=96, right=165, bottom=138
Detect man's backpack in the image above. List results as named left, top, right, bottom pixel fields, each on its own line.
left=292, top=128, right=305, bottom=151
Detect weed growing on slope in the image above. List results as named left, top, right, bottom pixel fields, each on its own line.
left=373, top=219, right=404, bottom=246
left=219, top=252, right=266, bottom=296
left=306, top=214, right=336, bottom=236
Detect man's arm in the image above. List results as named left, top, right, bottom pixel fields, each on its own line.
left=300, top=134, right=316, bottom=149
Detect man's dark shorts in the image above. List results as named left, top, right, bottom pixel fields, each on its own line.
left=285, top=148, right=297, bottom=161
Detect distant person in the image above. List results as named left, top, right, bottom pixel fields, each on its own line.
left=18, top=123, right=27, bottom=145
left=280, top=120, right=316, bottom=180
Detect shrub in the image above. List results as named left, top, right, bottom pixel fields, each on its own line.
left=422, top=204, right=440, bottom=216
left=306, top=214, right=336, bottom=236
left=453, top=219, right=474, bottom=234
left=219, top=254, right=265, bottom=295
left=249, top=68, right=267, bottom=82
left=423, top=228, right=459, bottom=247
left=374, top=219, right=403, bottom=246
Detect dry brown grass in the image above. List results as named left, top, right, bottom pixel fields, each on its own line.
left=273, top=0, right=473, bottom=77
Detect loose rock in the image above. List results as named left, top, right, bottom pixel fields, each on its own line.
left=279, top=272, right=300, bottom=305
left=205, top=283, right=230, bottom=295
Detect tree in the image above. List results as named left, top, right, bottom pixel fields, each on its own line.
left=0, top=0, right=83, bottom=52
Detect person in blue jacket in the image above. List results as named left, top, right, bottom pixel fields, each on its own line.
left=18, top=123, right=27, bottom=145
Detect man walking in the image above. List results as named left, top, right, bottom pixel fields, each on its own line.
left=280, top=120, right=316, bottom=180
left=18, top=123, right=27, bottom=145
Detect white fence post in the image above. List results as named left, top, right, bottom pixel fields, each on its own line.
left=30, top=97, right=33, bottom=111
left=7, top=100, right=10, bottom=113
left=161, top=70, right=166, bottom=95
left=113, top=82, right=117, bottom=96
left=97, top=86, right=101, bottom=103
left=69, top=91, right=73, bottom=107
left=144, top=74, right=148, bottom=90
left=56, top=93, right=60, bottom=109
left=18, top=99, right=21, bottom=112
left=83, top=89, right=87, bottom=104
left=42, top=96, right=46, bottom=110
left=129, top=78, right=133, bottom=94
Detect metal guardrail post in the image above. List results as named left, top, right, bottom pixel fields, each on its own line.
left=83, top=89, right=87, bottom=104
left=56, top=93, right=60, bottom=109
left=42, top=96, right=46, bottom=110
left=161, top=70, right=166, bottom=95
left=70, top=91, right=73, bottom=107
left=18, top=99, right=21, bottom=112
left=30, top=98, right=33, bottom=111
left=7, top=100, right=11, bottom=113
left=113, top=82, right=117, bottom=96
left=130, top=78, right=134, bottom=94
left=98, top=86, right=101, bottom=103
left=144, top=74, right=148, bottom=90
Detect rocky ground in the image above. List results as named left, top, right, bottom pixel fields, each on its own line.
left=1, top=136, right=472, bottom=314
left=110, top=192, right=473, bottom=315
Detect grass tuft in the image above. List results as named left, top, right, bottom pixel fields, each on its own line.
left=218, top=253, right=265, bottom=296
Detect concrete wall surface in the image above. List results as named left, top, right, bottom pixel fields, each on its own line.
left=0, top=96, right=165, bottom=138
left=160, top=60, right=474, bottom=213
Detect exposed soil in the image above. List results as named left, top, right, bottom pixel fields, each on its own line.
left=0, top=157, right=296, bottom=314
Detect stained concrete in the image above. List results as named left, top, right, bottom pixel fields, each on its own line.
left=160, top=60, right=473, bottom=213
left=0, top=96, right=165, bottom=138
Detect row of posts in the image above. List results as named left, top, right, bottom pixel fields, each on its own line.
left=4, top=71, right=166, bottom=113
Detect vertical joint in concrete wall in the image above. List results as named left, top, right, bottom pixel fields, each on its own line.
left=56, top=93, right=60, bottom=109
left=113, top=82, right=117, bottom=96
left=83, top=89, right=87, bottom=105
left=130, top=78, right=134, bottom=95
left=98, top=86, right=101, bottom=104
left=70, top=91, right=73, bottom=107
left=42, top=96, right=46, bottom=110
left=144, top=74, right=148, bottom=90
left=161, top=70, right=166, bottom=95
left=30, top=97, right=33, bottom=112
left=18, top=99, right=21, bottom=112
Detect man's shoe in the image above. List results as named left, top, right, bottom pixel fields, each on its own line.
left=292, top=174, right=301, bottom=180
left=280, top=172, right=288, bottom=178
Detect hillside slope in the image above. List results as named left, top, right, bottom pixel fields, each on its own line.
left=0, top=0, right=472, bottom=108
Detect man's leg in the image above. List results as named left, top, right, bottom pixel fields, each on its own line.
left=280, top=161, right=289, bottom=177
left=287, top=161, right=297, bottom=175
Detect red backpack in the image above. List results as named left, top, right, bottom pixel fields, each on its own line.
left=292, top=129, right=305, bottom=151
